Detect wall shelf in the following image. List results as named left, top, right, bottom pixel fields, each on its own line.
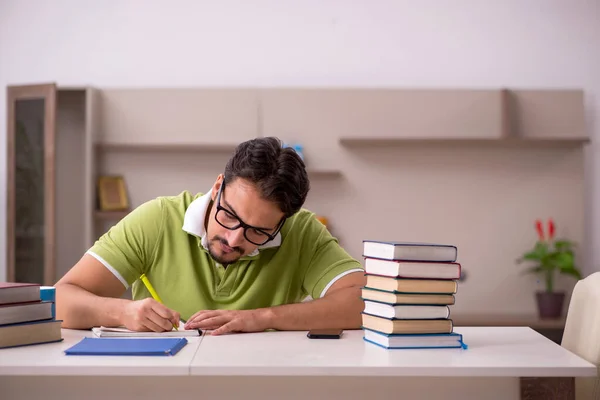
left=339, top=137, right=590, bottom=148
left=95, top=142, right=238, bottom=153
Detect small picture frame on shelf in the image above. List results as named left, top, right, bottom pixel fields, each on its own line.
left=97, top=175, right=129, bottom=211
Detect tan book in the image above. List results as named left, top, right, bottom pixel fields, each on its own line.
left=366, top=275, right=457, bottom=294
left=0, top=319, right=63, bottom=349
left=361, top=288, right=455, bottom=305
left=362, top=313, right=453, bottom=335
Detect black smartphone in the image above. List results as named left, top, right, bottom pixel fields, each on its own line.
left=307, top=329, right=343, bottom=339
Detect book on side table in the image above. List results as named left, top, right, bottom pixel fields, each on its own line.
left=0, top=284, right=62, bottom=349
left=360, top=240, right=466, bottom=350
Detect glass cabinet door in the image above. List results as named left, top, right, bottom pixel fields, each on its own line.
left=7, top=84, right=56, bottom=285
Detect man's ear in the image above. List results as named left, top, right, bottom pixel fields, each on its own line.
left=211, top=174, right=224, bottom=201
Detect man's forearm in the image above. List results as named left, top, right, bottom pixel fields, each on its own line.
left=56, top=283, right=130, bottom=330
left=262, top=286, right=364, bottom=331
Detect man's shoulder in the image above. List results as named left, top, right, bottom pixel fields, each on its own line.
left=151, top=190, right=205, bottom=215
left=282, top=208, right=324, bottom=237
left=287, top=208, right=317, bottom=223
left=126, top=191, right=204, bottom=231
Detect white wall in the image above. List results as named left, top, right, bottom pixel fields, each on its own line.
left=1, top=0, right=599, bottom=286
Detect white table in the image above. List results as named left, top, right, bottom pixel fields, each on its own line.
left=0, top=326, right=595, bottom=400
left=0, top=328, right=203, bottom=376
left=0, top=328, right=204, bottom=400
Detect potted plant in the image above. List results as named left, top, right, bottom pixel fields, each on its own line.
left=516, top=218, right=582, bottom=319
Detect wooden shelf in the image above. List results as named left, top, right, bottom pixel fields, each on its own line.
left=95, top=142, right=238, bottom=153
left=94, top=210, right=130, bottom=221
left=306, top=169, right=342, bottom=178
left=452, top=314, right=566, bottom=330
left=57, top=86, right=89, bottom=91
left=339, top=137, right=590, bottom=148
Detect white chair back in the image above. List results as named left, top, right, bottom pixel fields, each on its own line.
left=562, top=272, right=600, bottom=399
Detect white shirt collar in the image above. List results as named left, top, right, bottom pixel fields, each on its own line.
left=181, top=191, right=282, bottom=257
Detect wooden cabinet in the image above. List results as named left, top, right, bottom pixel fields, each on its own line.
left=7, top=84, right=93, bottom=285
left=7, top=84, right=56, bottom=285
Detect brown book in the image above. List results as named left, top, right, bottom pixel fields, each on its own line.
left=366, top=275, right=457, bottom=294
left=362, top=313, right=453, bottom=335
left=0, top=282, right=41, bottom=305
left=361, top=288, right=455, bottom=305
left=0, top=319, right=63, bottom=349
left=0, top=301, right=53, bottom=325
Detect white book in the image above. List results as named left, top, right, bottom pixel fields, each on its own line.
left=363, top=241, right=457, bottom=262
left=363, top=300, right=450, bottom=319
left=364, top=257, right=461, bottom=279
left=92, top=321, right=200, bottom=337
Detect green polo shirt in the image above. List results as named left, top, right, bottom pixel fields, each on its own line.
left=87, top=191, right=363, bottom=321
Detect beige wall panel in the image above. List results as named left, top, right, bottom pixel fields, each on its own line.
left=98, top=89, right=259, bottom=145
left=260, top=88, right=507, bottom=142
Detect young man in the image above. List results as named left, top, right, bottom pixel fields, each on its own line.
left=55, top=137, right=365, bottom=335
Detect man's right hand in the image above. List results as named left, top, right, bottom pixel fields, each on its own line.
left=121, top=298, right=180, bottom=332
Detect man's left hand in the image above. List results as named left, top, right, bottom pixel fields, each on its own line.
left=184, top=309, right=271, bottom=336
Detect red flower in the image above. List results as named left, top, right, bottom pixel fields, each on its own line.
left=535, top=219, right=544, bottom=241
left=548, top=219, right=555, bottom=240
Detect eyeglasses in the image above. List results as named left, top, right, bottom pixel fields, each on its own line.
left=214, top=181, right=285, bottom=246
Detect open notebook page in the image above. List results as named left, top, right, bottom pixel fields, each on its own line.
left=92, top=321, right=201, bottom=337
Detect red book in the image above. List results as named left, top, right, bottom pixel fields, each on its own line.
left=0, top=282, right=41, bottom=305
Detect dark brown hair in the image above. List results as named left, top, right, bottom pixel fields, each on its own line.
left=224, top=137, right=310, bottom=217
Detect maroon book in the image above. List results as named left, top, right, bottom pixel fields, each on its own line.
left=0, top=282, right=41, bottom=305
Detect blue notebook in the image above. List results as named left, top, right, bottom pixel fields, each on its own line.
left=64, top=337, right=188, bottom=356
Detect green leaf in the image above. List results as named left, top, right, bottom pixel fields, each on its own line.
left=519, top=242, right=549, bottom=263
left=554, top=252, right=574, bottom=269
left=555, top=240, right=575, bottom=252
left=520, top=251, right=543, bottom=262
left=560, top=266, right=582, bottom=280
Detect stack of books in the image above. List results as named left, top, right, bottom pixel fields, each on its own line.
left=360, top=240, right=466, bottom=349
left=0, top=283, right=63, bottom=349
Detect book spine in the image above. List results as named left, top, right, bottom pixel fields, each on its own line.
left=41, top=287, right=56, bottom=319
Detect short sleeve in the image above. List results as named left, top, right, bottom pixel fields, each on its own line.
left=86, top=198, right=164, bottom=288
left=302, top=217, right=364, bottom=299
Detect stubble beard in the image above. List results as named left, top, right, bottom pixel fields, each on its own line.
left=207, top=236, right=242, bottom=265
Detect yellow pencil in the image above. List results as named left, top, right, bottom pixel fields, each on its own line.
left=139, top=273, right=179, bottom=331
